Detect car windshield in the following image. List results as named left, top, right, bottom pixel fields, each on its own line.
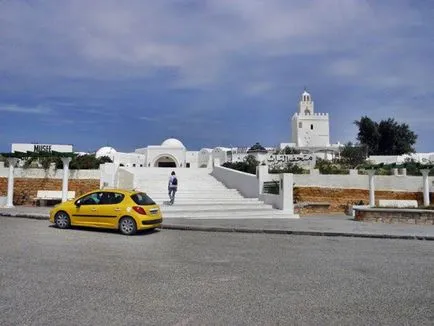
left=131, top=192, right=156, bottom=205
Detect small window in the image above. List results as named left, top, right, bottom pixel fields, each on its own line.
left=131, top=193, right=156, bottom=206
left=311, top=124, right=313, bottom=130
left=99, top=192, right=125, bottom=205
left=78, top=192, right=102, bottom=205
left=299, top=122, right=302, bottom=128
left=133, top=164, right=136, bottom=167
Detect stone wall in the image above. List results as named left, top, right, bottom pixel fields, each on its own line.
left=354, top=208, right=434, bottom=225
left=294, top=187, right=431, bottom=215
left=0, top=178, right=100, bottom=205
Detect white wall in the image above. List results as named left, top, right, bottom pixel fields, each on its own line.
left=292, top=113, right=330, bottom=147
left=115, top=152, right=146, bottom=168
left=117, top=168, right=134, bottom=189
left=368, top=153, right=434, bottom=164
left=260, top=174, right=294, bottom=212
left=185, top=151, right=199, bottom=168
left=293, top=174, right=434, bottom=192
left=211, top=165, right=259, bottom=198
left=100, top=163, right=118, bottom=188
left=198, top=149, right=212, bottom=168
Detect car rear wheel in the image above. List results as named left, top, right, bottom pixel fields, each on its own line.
left=119, top=217, right=137, bottom=235
left=55, top=211, right=70, bottom=229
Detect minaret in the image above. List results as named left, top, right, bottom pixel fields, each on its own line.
left=292, top=88, right=330, bottom=147
left=298, top=89, right=314, bottom=115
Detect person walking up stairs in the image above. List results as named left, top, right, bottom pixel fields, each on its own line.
left=168, top=171, right=178, bottom=205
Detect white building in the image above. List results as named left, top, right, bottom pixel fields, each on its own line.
left=96, top=138, right=199, bottom=168
left=291, top=90, right=330, bottom=147
left=91, top=90, right=345, bottom=168
left=278, top=90, right=342, bottom=160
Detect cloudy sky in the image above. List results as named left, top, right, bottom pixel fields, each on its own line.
left=0, top=0, right=433, bottom=152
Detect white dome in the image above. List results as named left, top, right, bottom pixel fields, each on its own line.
left=96, top=146, right=117, bottom=158
left=161, top=138, right=185, bottom=149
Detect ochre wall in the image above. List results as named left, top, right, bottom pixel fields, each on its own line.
left=294, top=187, right=430, bottom=215
left=0, top=178, right=100, bottom=205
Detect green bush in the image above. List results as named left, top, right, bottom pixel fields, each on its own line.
left=222, top=155, right=259, bottom=175
left=269, top=162, right=308, bottom=174
left=315, top=158, right=349, bottom=175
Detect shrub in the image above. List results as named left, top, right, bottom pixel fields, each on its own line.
left=315, top=158, right=349, bottom=175
left=222, top=155, right=259, bottom=175
left=269, top=162, right=308, bottom=174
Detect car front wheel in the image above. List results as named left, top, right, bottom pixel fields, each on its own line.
left=119, top=217, right=137, bottom=235
left=55, top=211, right=71, bottom=229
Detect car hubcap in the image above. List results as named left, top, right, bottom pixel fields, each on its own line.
left=121, top=219, right=134, bottom=233
left=56, top=213, right=68, bottom=227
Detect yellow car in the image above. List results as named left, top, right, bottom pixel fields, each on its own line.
left=49, top=189, right=162, bottom=235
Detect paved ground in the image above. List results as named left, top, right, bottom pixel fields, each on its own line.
left=1, top=217, right=433, bottom=325
left=1, top=206, right=434, bottom=240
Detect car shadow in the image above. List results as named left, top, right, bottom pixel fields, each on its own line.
left=48, top=224, right=161, bottom=236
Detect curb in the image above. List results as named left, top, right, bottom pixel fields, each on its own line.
left=161, top=224, right=434, bottom=241
left=0, top=213, right=49, bottom=220
left=2, top=214, right=434, bottom=241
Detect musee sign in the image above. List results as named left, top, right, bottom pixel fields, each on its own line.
left=12, top=143, right=73, bottom=153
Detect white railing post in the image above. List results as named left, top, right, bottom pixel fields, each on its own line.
left=61, top=157, right=72, bottom=202
left=280, top=173, right=294, bottom=213
left=367, top=170, right=376, bottom=207
left=256, top=165, right=269, bottom=196
left=5, top=158, right=19, bottom=208
left=421, top=169, right=430, bottom=207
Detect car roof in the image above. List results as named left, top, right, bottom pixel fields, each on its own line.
left=82, top=189, right=146, bottom=196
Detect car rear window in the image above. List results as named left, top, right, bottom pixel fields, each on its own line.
left=131, top=193, right=156, bottom=205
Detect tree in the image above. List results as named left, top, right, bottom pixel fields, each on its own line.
left=339, top=142, right=368, bottom=168
left=69, top=154, right=112, bottom=169
left=222, top=154, right=259, bottom=175
left=354, top=116, right=417, bottom=155
left=282, top=146, right=301, bottom=155
left=354, top=116, right=380, bottom=155
left=377, top=119, right=417, bottom=155
left=247, top=142, right=267, bottom=154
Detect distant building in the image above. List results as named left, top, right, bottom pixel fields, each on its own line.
left=291, top=90, right=330, bottom=147
left=10, top=90, right=346, bottom=169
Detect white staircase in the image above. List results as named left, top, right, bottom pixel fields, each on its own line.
left=129, top=168, right=292, bottom=219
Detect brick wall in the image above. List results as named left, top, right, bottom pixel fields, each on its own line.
left=294, top=187, right=431, bottom=215
left=0, top=178, right=100, bottom=205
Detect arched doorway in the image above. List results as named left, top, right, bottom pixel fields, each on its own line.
left=153, top=155, right=178, bottom=168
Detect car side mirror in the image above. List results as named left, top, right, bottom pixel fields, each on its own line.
left=75, top=200, right=81, bottom=207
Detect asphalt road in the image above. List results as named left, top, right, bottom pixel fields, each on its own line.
left=1, top=217, right=433, bottom=326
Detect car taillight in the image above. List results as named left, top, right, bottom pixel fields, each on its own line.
left=132, top=206, right=147, bottom=215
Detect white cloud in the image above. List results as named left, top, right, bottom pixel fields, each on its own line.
left=0, top=105, right=51, bottom=114
left=0, top=0, right=429, bottom=89
left=139, top=116, right=159, bottom=122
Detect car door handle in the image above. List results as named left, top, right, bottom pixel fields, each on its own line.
left=114, top=208, right=121, bottom=211
left=91, top=208, right=97, bottom=211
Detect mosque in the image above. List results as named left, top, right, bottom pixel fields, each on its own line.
left=94, top=90, right=342, bottom=168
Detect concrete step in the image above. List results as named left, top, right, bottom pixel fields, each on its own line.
left=161, top=212, right=298, bottom=219
left=161, top=209, right=286, bottom=218
left=160, top=203, right=273, bottom=211
left=136, top=184, right=232, bottom=189
left=138, top=188, right=241, bottom=193
left=150, top=198, right=261, bottom=203
left=149, top=194, right=243, bottom=198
